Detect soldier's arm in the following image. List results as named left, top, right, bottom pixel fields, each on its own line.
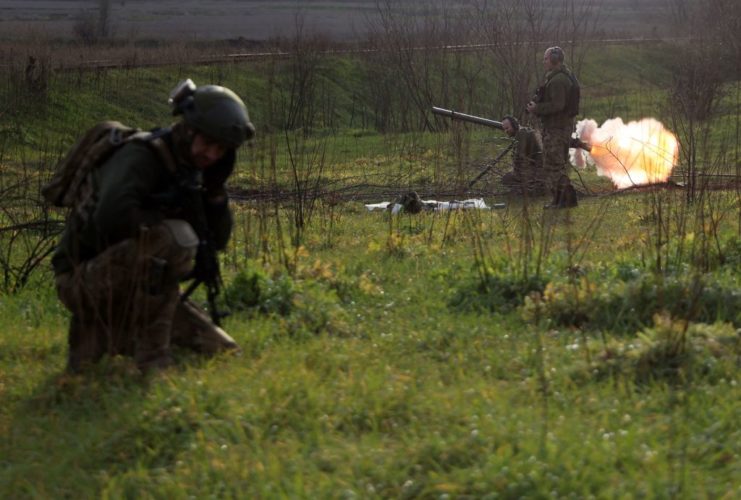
left=200, top=149, right=236, bottom=251
left=93, top=142, right=166, bottom=246
left=202, top=189, right=233, bottom=251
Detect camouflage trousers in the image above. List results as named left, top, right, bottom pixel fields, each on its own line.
left=55, top=219, right=238, bottom=373
left=501, top=168, right=546, bottom=195
left=541, top=125, right=574, bottom=197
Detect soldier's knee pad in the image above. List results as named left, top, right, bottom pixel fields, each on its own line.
left=140, top=220, right=198, bottom=280
left=162, top=219, right=199, bottom=278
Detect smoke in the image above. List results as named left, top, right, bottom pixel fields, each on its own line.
left=571, top=117, right=679, bottom=189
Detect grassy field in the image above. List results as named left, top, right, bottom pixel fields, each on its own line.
left=1, top=194, right=740, bottom=497
left=1, top=38, right=740, bottom=497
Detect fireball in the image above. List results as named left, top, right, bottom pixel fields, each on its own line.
left=572, top=117, right=679, bottom=189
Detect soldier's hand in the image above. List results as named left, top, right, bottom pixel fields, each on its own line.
left=191, top=243, right=218, bottom=283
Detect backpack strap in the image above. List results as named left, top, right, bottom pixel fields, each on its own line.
left=148, top=136, right=178, bottom=175
left=125, top=131, right=178, bottom=175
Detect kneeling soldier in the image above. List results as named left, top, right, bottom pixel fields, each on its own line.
left=51, top=81, right=255, bottom=373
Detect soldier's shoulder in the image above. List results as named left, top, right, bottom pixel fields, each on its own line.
left=106, top=136, right=167, bottom=168
left=551, top=70, right=572, bottom=85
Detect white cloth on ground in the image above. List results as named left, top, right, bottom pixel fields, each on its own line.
left=365, top=198, right=492, bottom=213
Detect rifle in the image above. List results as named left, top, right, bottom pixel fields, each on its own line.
left=177, top=170, right=228, bottom=327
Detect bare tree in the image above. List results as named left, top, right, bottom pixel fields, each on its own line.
left=665, top=0, right=732, bottom=203
left=72, top=0, right=112, bottom=44
left=472, top=0, right=546, bottom=120
left=364, top=0, right=482, bottom=132
left=471, top=0, right=601, bottom=120
left=98, top=0, right=111, bottom=39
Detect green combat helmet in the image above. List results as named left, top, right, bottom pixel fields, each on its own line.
left=169, top=79, right=255, bottom=148
left=397, top=191, right=423, bottom=214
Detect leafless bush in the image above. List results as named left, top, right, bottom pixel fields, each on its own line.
left=98, top=0, right=112, bottom=39
left=275, top=18, right=333, bottom=135
left=250, top=17, right=336, bottom=252
left=73, top=13, right=99, bottom=45
left=470, top=0, right=601, bottom=121
left=471, top=0, right=545, bottom=119
left=0, top=149, right=63, bottom=293
left=72, top=0, right=112, bottom=45
left=364, top=0, right=485, bottom=132
left=665, top=0, right=736, bottom=204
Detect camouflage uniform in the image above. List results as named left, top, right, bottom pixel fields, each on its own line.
left=52, top=123, right=238, bottom=372
left=531, top=65, right=577, bottom=204
left=501, top=126, right=544, bottom=194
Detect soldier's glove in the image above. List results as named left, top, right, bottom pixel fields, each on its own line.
left=190, top=242, right=219, bottom=284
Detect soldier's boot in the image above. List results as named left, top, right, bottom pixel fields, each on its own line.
left=55, top=270, right=107, bottom=373
left=558, top=183, right=578, bottom=208
left=557, top=175, right=578, bottom=208
left=171, top=299, right=240, bottom=355
left=544, top=185, right=562, bottom=209
left=133, top=287, right=178, bottom=372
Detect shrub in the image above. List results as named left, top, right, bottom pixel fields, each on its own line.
left=450, top=271, right=547, bottom=314
left=568, top=316, right=740, bottom=386
left=285, top=281, right=350, bottom=338
left=523, top=270, right=741, bottom=333
left=223, top=265, right=350, bottom=337
left=719, top=236, right=741, bottom=269
left=224, top=266, right=295, bottom=316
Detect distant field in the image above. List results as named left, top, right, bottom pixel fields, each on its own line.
left=2, top=0, right=377, bottom=41
left=0, top=0, right=384, bottom=41
left=0, top=0, right=675, bottom=42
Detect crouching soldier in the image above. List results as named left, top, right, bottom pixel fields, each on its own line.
left=500, top=115, right=545, bottom=195
left=50, top=80, right=255, bottom=373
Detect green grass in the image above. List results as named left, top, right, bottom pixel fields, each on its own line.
left=2, top=193, right=740, bottom=497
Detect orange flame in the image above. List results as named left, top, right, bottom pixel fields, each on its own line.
left=571, top=117, right=679, bottom=189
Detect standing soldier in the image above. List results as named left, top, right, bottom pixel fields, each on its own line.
left=526, top=46, right=579, bottom=208
left=50, top=80, right=255, bottom=373
left=500, top=115, right=545, bottom=195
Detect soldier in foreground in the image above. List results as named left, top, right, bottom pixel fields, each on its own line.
left=500, top=115, right=545, bottom=195
left=50, top=81, right=254, bottom=373
left=526, top=46, right=579, bottom=208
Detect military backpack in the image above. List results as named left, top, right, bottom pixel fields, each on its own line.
left=564, top=70, right=581, bottom=117
left=42, top=121, right=175, bottom=218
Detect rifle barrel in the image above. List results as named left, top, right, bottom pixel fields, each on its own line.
left=431, top=106, right=504, bottom=130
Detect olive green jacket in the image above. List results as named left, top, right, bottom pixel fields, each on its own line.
left=52, top=129, right=234, bottom=275
left=533, top=65, right=576, bottom=129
